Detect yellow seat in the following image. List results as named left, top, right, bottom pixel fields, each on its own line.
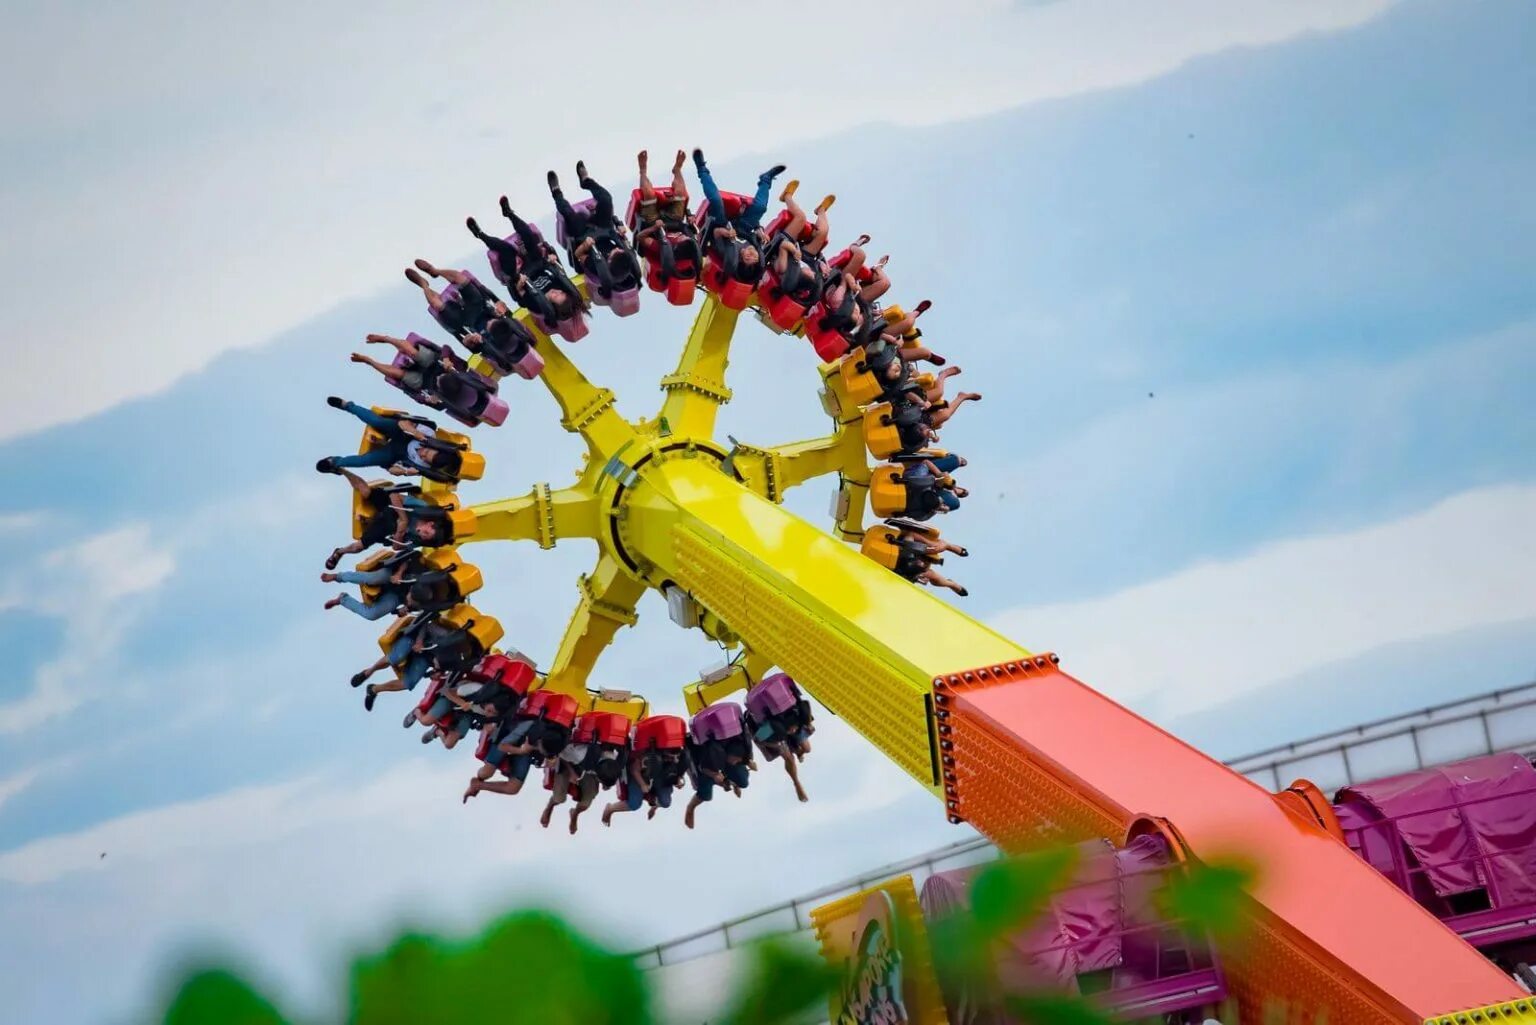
left=838, top=354, right=884, bottom=407
left=455, top=450, right=486, bottom=482
left=422, top=547, right=484, bottom=600
left=353, top=548, right=397, bottom=603
left=447, top=507, right=477, bottom=542
left=351, top=479, right=395, bottom=540
left=440, top=603, right=505, bottom=652
left=862, top=403, right=902, bottom=460
left=859, top=525, right=901, bottom=570
left=376, top=612, right=413, bottom=656
left=870, top=465, right=908, bottom=518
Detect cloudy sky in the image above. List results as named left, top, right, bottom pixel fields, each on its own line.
left=2, top=1, right=1534, bottom=1022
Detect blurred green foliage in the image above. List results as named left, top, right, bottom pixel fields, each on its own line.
left=146, top=851, right=1253, bottom=1025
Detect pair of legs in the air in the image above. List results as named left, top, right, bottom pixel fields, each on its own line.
left=403, top=261, right=504, bottom=325
left=541, top=769, right=598, bottom=834
left=349, top=333, right=448, bottom=390
left=919, top=390, right=982, bottom=430
left=323, top=569, right=403, bottom=621
left=683, top=760, right=752, bottom=829
left=548, top=161, right=615, bottom=237
left=635, top=150, right=699, bottom=280
left=917, top=563, right=968, bottom=596
left=692, top=147, right=785, bottom=231
left=319, top=397, right=421, bottom=473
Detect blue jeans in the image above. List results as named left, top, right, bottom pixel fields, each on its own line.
left=335, top=567, right=391, bottom=586
left=694, top=156, right=776, bottom=231
left=332, top=402, right=409, bottom=468
left=694, top=762, right=750, bottom=802
left=939, top=490, right=962, bottom=511
left=400, top=654, right=431, bottom=691
left=339, top=590, right=402, bottom=621
left=931, top=453, right=962, bottom=474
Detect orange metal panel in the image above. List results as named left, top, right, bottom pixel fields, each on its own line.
left=936, top=658, right=1521, bottom=1022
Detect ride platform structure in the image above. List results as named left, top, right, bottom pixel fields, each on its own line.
left=436, top=282, right=1532, bottom=1023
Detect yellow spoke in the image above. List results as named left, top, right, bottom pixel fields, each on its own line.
left=515, top=303, right=639, bottom=459
left=657, top=295, right=739, bottom=439
left=726, top=422, right=866, bottom=506
left=464, top=484, right=600, bottom=547
left=540, top=554, right=646, bottom=698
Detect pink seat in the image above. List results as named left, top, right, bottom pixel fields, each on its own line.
left=608, top=287, right=641, bottom=317
left=746, top=674, right=800, bottom=720
left=477, top=396, right=509, bottom=427
left=690, top=702, right=745, bottom=744
left=540, top=314, right=589, bottom=342
left=510, top=348, right=544, bottom=380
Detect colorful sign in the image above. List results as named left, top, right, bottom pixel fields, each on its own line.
left=834, top=890, right=910, bottom=1025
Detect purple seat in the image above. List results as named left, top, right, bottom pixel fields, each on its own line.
left=541, top=313, right=589, bottom=342
left=509, top=347, right=544, bottom=380
left=486, top=230, right=535, bottom=287
left=429, top=272, right=491, bottom=333
left=553, top=198, right=597, bottom=251
left=608, top=287, right=641, bottom=317
left=479, top=395, right=509, bottom=427
left=746, top=674, right=800, bottom=720
left=690, top=702, right=745, bottom=744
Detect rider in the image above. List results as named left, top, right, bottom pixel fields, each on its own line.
left=548, top=164, right=640, bottom=299
left=601, top=736, right=687, bottom=826
left=316, top=397, right=466, bottom=482
left=692, top=147, right=786, bottom=285
left=467, top=201, right=587, bottom=327
left=762, top=181, right=834, bottom=308
left=747, top=703, right=815, bottom=804
left=321, top=548, right=428, bottom=622
left=633, top=148, right=700, bottom=286
left=683, top=729, right=755, bottom=830
left=403, top=260, right=507, bottom=340
left=891, top=530, right=969, bottom=597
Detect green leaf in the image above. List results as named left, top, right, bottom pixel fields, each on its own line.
left=348, top=911, right=652, bottom=1025
left=968, top=847, right=1079, bottom=937
left=1159, top=858, right=1257, bottom=940
left=161, top=969, right=291, bottom=1025
left=1003, top=992, right=1121, bottom=1025
left=715, top=935, right=838, bottom=1025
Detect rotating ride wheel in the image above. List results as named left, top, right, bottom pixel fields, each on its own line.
left=318, top=159, right=1536, bottom=1024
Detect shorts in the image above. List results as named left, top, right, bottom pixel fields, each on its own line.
left=694, top=763, right=750, bottom=802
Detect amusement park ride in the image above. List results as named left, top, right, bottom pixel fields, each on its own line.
left=336, top=175, right=1536, bottom=1024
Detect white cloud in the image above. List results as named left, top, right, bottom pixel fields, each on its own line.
left=0, top=709, right=951, bottom=1023
left=0, top=769, right=39, bottom=813
left=0, top=0, right=1395, bottom=440
left=991, top=484, right=1536, bottom=718
left=0, top=524, right=177, bottom=733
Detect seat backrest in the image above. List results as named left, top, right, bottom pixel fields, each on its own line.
left=633, top=714, right=687, bottom=751
left=746, top=674, right=800, bottom=720
left=860, top=527, right=901, bottom=570
left=690, top=702, right=746, bottom=743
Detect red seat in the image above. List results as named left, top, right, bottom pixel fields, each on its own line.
left=806, top=318, right=850, bottom=362
left=633, top=714, right=687, bottom=751
left=522, top=689, right=578, bottom=729
left=573, top=710, right=632, bottom=747
left=467, top=653, right=536, bottom=695
left=757, top=276, right=809, bottom=331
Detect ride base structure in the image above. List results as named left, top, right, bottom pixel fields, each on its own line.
left=458, top=290, right=1526, bottom=1024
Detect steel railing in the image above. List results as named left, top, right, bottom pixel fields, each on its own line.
left=638, top=679, right=1536, bottom=970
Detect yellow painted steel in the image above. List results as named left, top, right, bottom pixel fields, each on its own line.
left=463, top=294, right=1025, bottom=790
left=1425, top=999, right=1536, bottom=1023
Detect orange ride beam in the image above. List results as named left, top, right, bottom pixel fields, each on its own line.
left=936, top=659, right=1520, bottom=1022
left=616, top=459, right=1518, bottom=1022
